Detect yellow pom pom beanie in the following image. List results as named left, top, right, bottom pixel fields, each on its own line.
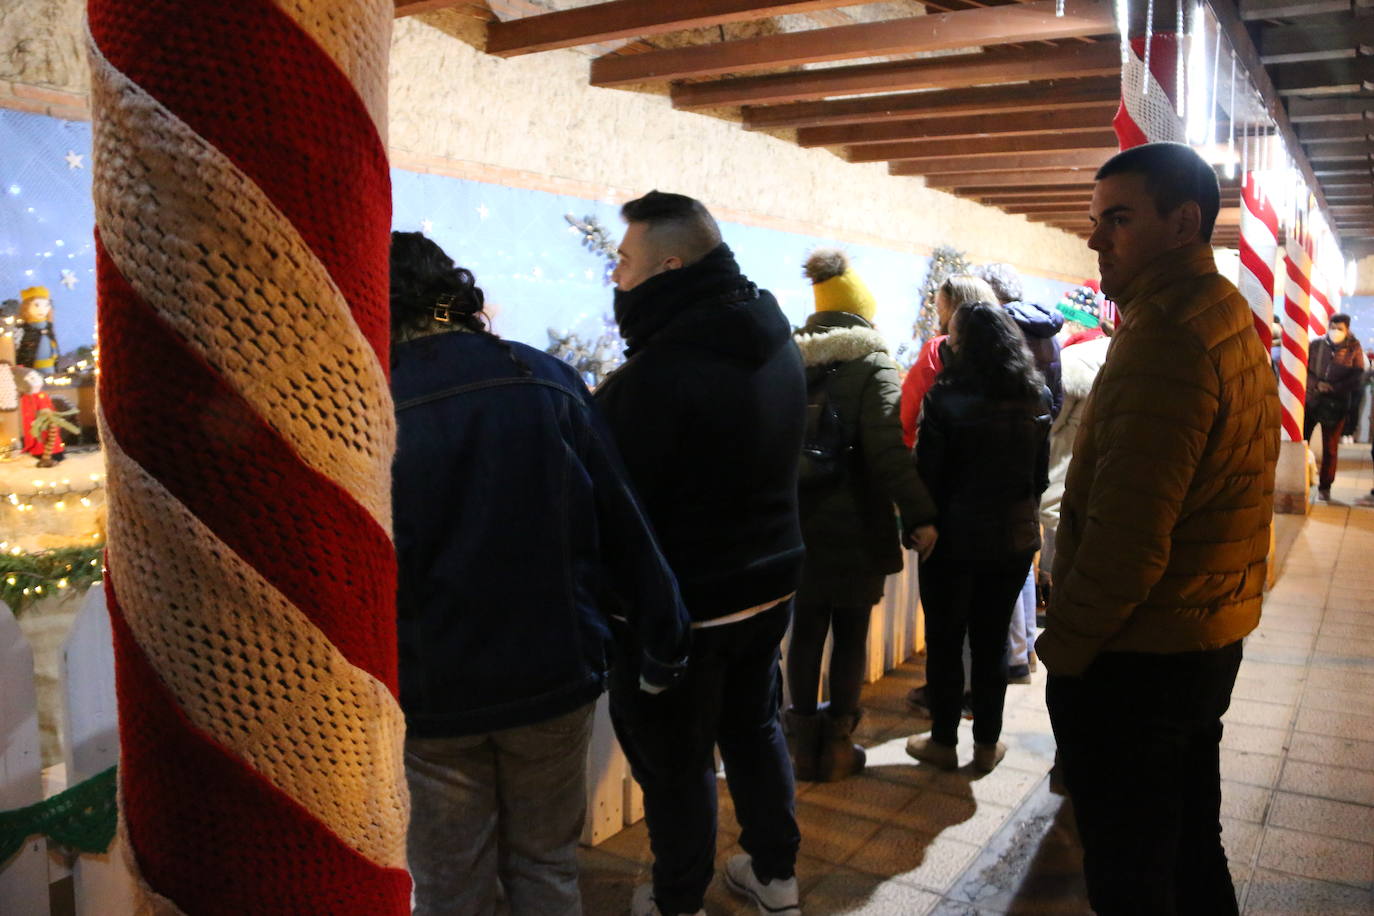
left=804, top=249, right=876, bottom=323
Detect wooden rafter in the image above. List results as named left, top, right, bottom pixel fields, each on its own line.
left=589, top=0, right=1114, bottom=86
left=1260, top=17, right=1374, bottom=65
left=1306, top=142, right=1374, bottom=161
left=481, top=0, right=871, bottom=57
left=862, top=144, right=1117, bottom=169
left=671, top=41, right=1121, bottom=108
left=1270, top=57, right=1374, bottom=95
left=1240, top=0, right=1351, bottom=20
left=795, top=105, right=1119, bottom=147
left=912, top=168, right=1104, bottom=186
left=1297, top=120, right=1374, bottom=143
left=742, top=77, right=1120, bottom=131
left=1287, top=98, right=1374, bottom=122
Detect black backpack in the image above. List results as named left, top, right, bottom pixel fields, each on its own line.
left=799, top=363, right=854, bottom=487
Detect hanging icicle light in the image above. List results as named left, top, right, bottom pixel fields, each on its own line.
left=1057, top=0, right=1065, bottom=16
left=1186, top=3, right=1210, bottom=144
left=1225, top=52, right=1237, bottom=178
left=1175, top=1, right=1186, bottom=116
left=1142, top=0, right=1155, bottom=97
left=1207, top=20, right=1221, bottom=147
left=1240, top=122, right=1248, bottom=180
left=1117, top=0, right=1131, bottom=67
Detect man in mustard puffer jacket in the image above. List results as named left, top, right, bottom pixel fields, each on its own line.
left=1038, top=143, right=1280, bottom=916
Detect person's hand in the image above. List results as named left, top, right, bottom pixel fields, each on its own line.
left=906, top=524, right=938, bottom=562
left=1318, top=381, right=1333, bottom=393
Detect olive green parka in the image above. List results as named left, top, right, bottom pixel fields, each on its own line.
left=794, top=312, right=937, bottom=591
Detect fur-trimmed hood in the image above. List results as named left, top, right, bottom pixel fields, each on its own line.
left=1060, top=335, right=1110, bottom=400
left=795, top=322, right=890, bottom=368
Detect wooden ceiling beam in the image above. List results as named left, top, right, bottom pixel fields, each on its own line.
left=796, top=105, right=1118, bottom=147
left=913, top=167, right=1105, bottom=186
left=1307, top=143, right=1374, bottom=162
left=1287, top=97, right=1374, bottom=122
left=743, top=77, right=1120, bottom=131
left=671, top=40, right=1121, bottom=108
left=1297, top=120, right=1374, bottom=143
left=1241, top=0, right=1351, bottom=19
left=866, top=145, right=1117, bottom=169
left=590, top=0, right=1114, bottom=86
left=483, top=0, right=874, bottom=56
left=1260, top=18, right=1374, bottom=65
left=1270, top=57, right=1374, bottom=95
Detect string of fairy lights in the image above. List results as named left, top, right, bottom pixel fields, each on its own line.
left=1113, top=0, right=1361, bottom=294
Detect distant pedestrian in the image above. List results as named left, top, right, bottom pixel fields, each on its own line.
left=1305, top=314, right=1366, bottom=499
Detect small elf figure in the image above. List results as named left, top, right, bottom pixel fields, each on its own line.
left=16, top=286, right=60, bottom=370
left=19, top=369, right=75, bottom=467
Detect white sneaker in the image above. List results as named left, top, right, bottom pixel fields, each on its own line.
left=630, top=883, right=705, bottom=916
left=724, top=853, right=801, bottom=916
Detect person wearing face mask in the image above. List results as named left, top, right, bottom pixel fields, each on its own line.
left=1305, top=315, right=1366, bottom=500
left=594, top=191, right=807, bottom=916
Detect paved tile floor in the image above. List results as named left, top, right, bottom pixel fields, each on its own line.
left=580, top=445, right=1374, bottom=915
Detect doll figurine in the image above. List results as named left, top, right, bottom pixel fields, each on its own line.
left=19, top=369, right=75, bottom=466
left=16, top=286, right=60, bottom=370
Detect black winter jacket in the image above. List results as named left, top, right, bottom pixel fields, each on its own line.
left=393, top=331, right=690, bottom=737
left=794, top=311, right=936, bottom=583
left=596, top=244, right=807, bottom=622
left=917, top=380, right=1053, bottom=560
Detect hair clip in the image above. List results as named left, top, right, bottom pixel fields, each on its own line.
left=433, top=293, right=457, bottom=324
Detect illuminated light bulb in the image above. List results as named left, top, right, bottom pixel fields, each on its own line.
left=5, top=577, right=15, bottom=586
left=80, top=498, right=91, bottom=507
left=33, top=586, right=42, bottom=594
left=22, top=588, right=30, bottom=596
left=57, top=579, right=68, bottom=589
left=90, top=559, right=98, bottom=566
left=54, top=501, right=65, bottom=511
left=10, top=547, right=20, bottom=555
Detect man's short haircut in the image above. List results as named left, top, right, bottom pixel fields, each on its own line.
left=1330, top=313, right=1351, bottom=327
left=974, top=263, right=1023, bottom=304
left=1095, top=142, right=1221, bottom=243
left=621, top=190, right=722, bottom=266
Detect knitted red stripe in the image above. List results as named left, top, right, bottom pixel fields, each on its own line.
left=97, top=241, right=397, bottom=690
left=108, top=584, right=411, bottom=914
left=87, top=0, right=391, bottom=368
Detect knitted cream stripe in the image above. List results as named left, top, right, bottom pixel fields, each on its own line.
left=101, top=427, right=408, bottom=870
left=87, top=42, right=393, bottom=531
left=269, top=0, right=393, bottom=137
left=115, top=804, right=185, bottom=916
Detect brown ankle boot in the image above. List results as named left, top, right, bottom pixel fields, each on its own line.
left=816, top=705, right=866, bottom=781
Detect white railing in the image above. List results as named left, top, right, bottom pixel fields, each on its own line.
left=1, top=567, right=923, bottom=908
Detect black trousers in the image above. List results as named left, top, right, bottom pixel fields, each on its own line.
left=1304, top=410, right=1346, bottom=491
left=918, top=548, right=1034, bottom=746
left=1046, top=641, right=1243, bottom=916
left=609, top=603, right=799, bottom=916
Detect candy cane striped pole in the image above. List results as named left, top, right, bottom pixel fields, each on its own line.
left=1239, top=171, right=1279, bottom=347
left=1278, top=205, right=1312, bottom=444
left=88, top=0, right=409, bottom=911
left=1308, top=230, right=1335, bottom=339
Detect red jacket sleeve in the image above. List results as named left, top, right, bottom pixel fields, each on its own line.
left=900, top=336, right=945, bottom=449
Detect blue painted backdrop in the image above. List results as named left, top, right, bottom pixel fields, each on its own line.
left=2, top=107, right=1088, bottom=358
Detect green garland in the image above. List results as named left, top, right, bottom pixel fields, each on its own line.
left=0, top=765, right=117, bottom=863
left=1, top=545, right=104, bottom=615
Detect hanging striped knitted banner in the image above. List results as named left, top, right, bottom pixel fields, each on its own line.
left=1113, top=35, right=1184, bottom=149
left=1239, top=172, right=1279, bottom=347
left=1278, top=207, right=1313, bottom=443
left=87, top=0, right=409, bottom=912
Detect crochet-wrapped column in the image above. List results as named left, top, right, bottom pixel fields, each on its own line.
left=1279, top=210, right=1313, bottom=445
left=1239, top=172, right=1279, bottom=346
left=87, top=0, right=409, bottom=911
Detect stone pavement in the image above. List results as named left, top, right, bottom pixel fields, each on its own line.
left=580, top=445, right=1374, bottom=915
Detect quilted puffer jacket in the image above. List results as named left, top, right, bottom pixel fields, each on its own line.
left=1037, top=245, right=1281, bottom=676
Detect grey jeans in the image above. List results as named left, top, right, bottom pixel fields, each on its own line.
left=405, top=702, right=596, bottom=916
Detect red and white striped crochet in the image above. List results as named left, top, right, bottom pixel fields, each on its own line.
left=88, top=0, right=409, bottom=911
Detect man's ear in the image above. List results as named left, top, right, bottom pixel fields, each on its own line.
left=663, top=255, right=684, bottom=271
left=1172, top=200, right=1203, bottom=247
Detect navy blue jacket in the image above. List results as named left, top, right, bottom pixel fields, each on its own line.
left=596, top=244, right=807, bottom=622
left=393, top=331, right=690, bottom=737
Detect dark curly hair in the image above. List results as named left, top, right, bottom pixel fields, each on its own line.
left=941, top=302, right=1044, bottom=402
left=389, top=231, right=528, bottom=374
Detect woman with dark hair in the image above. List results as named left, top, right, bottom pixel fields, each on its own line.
left=905, top=302, right=1052, bottom=773
left=389, top=231, right=690, bottom=916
